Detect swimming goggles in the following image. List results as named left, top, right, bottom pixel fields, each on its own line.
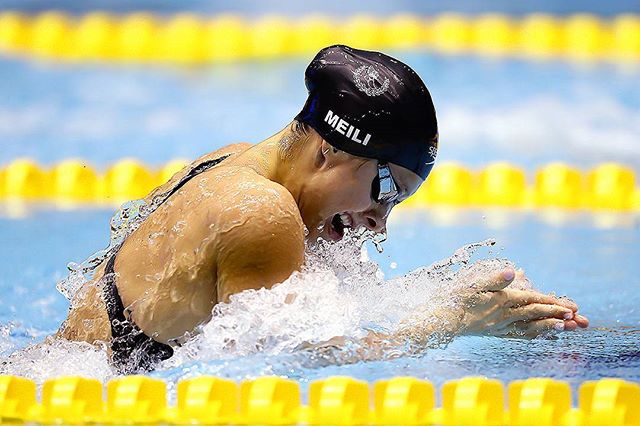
left=371, top=162, right=400, bottom=205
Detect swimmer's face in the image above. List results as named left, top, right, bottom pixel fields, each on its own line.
left=301, top=140, right=423, bottom=242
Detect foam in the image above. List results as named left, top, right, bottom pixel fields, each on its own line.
left=0, top=337, right=113, bottom=383
left=163, top=235, right=518, bottom=370
left=0, top=324, right=16, bottom=356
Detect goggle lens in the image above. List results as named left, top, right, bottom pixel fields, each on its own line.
left=371, top=163, right=399, bottom=204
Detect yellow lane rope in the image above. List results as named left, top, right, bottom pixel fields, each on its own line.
left=0, top=12, right=639, bottom=63
left=1, top=158, right=638, bottom=210
left=0, top=375, right=639, bottom=424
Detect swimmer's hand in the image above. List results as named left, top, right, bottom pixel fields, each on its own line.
left=296, top=268, right=590, bottom=363
left=459, top=268, right=589, bottom=339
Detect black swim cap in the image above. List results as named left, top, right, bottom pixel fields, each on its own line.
left=295, top=45, right=438, bottom=180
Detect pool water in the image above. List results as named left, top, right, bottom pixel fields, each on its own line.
left=1, top=23, right=640, bottom=395
left=1, top=205, right=639, bottom=394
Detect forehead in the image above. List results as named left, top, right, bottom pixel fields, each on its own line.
left=388, top=163, right=424, bottom=197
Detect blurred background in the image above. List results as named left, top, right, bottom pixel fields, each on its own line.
left=0, top=0, right=639, bottom=171
left=1, top=0, right=640, bottom=16
left=1, top=0, right=639, bottom=387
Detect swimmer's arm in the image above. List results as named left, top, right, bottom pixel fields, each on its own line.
left=214, top=182, right=305, bottom=303
left=302, top=268, right=589, bottom=362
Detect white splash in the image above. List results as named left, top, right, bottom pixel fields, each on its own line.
left=1, top=232, right=523, bottom=384
left=0, top=338, right=114, bottom=383
left=163, top=236, right=515, bottom=369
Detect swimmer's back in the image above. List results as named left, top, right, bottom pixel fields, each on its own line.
left=116, top=149, right=305, bottom=342
left=60, top=142, right=305, bottom=344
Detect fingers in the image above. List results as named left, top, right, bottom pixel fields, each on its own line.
left=509, top=316, right=588, bottom=338
left=506, top=289, right=578, bottom=311
left=473, top=268, right=515, bottom=292
left=564, top=320, right=578, bottom=331
left=574, top=314, right=589, bottom=328
left=510, top=303, right=574, bottom=322
left=513, top=318, right=565, bottom=338
left=555, top=297, right=579, bottom=312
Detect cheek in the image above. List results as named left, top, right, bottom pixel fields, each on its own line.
left=318, top=188, right=365, bottom=214
left=344, top=187, right=371, bottom=208
left=305, top=163, right=376, bottom=219
left=331, top=173, right=373, bottom=211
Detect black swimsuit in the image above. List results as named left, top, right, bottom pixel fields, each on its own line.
left=103, top=154, right=230, bottom=373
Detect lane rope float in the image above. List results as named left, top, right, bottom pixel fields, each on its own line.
left=0, top=12, right=639, bottom=64
left=1, top=375, right=639, bottom=425
left=1, top=158, right=638, bottom=210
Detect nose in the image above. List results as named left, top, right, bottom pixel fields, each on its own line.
left=362, top=203, right=392, bottom=233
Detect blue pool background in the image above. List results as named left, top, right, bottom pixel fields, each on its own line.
left=1, top=0, right=640, bottom=394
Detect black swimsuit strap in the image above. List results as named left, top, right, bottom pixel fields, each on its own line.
left=162, top=154, right=231, bottom=202
left=103, top=253, right=125, bottom=321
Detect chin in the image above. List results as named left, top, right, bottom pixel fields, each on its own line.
left=322, top=228, right=343, bottom=242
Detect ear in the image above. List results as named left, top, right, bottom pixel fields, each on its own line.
left=318, top=140, right=339, bottom=166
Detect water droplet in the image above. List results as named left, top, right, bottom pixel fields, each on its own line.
left=372, top=231, right=387, bottom=253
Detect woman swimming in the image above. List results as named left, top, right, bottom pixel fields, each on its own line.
left=57, top=45, right=588, bottom=372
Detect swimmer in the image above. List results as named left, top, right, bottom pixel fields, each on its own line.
left=57, top=45, right=588, bottom=372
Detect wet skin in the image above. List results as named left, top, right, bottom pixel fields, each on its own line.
left=58, top=122, right=588, bottom=348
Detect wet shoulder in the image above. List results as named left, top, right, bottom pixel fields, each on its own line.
left=152, top=162, right=302, bottom=233
left=198, top=164, right=305, bottom=237
left=206, top=165, right=306, bottom=272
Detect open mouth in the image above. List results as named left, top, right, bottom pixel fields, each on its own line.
left=328, top=212, right=353, bottom=240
